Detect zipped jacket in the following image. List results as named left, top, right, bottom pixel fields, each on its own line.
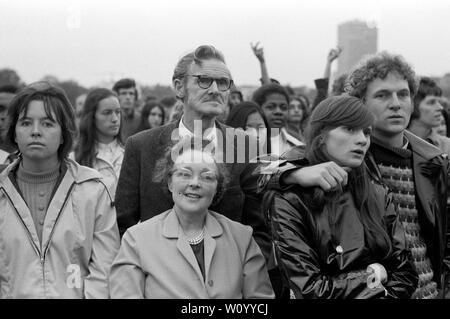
left=0, top=158, right=120, bottom=298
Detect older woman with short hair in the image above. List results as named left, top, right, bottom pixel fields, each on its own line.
left=109, top=138, right=274, bottom=299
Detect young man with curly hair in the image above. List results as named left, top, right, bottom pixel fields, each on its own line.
left=267, top=52, right=450, bottom=299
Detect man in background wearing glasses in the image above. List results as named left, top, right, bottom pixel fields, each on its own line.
left=115, top=45, right=272, bottom=263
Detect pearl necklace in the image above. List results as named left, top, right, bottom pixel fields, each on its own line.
left=187, top=227, right=205, bottom=245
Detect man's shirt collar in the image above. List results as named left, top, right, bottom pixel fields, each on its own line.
left=178, top=116, right=218, bottom=143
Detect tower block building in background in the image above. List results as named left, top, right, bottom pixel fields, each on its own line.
left=337, top=20, right=378, bottom=76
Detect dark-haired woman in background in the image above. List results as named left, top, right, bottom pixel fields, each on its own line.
left=73, top=88, right=124, bottom=197
left=270, top=95, right=417, bottom=299
left=226, top=101, right=271, bottom=157
left=286, top=95, right=310, bottom=143
left=136, top=101, right=165, bottom=133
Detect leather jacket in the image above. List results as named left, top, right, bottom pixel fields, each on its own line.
left=270, top=182, right=418, bottom=299
left=259, top=130, right=450, bottom=298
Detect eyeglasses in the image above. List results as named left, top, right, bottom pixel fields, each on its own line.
left=172, top=168, right=218, bottom=184
left=186, top=75, right=233, bottom=92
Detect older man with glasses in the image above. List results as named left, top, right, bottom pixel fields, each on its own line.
left=115, top=45, right=273, bottom=264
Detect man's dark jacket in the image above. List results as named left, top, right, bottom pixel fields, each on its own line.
left=115, top=120, right=271, bottom=259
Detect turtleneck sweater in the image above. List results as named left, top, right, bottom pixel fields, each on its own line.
left=16, top=163, right=60, bottom=245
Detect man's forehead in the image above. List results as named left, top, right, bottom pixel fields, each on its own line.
left=190, top=59, right=231, bottom=78
left=367, top=72, right=409, bottom=91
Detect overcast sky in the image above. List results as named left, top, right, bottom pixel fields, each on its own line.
left=1, top=0, right=449, bottom=88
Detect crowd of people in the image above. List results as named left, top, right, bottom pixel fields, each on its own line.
left=0, top=43, right=449, bottom=299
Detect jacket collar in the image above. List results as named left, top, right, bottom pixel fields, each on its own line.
left=162, top=209, right=223, bottom=239
left=367, top=131, right=444, bottom=228
left=162, top=209, right=223, bottom=287
left=0, top=157, right=103, bottom=185
left=0, top=157, right=104, bottom=257
left=404, top=130, right=444, bottom=160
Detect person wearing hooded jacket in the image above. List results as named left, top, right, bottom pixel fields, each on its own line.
left=0, top=82, right=120, bottom=298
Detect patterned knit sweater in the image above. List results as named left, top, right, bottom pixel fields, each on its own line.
left=370, top=138, right=438, bottom=299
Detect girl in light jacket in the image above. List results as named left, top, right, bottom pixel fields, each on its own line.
left=0, top=82, right=120, bottom=298
left=74, top=88, right=124, bottom=197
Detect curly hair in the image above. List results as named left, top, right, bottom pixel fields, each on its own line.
left=252, top=83, right=290, bottom=107
left=345, top=51, right=418, bottom=99
left=152, top=137, right=229, bottom=206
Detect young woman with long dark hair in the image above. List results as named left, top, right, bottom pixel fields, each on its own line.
left=270, top=95, right=417, bottom=299
left=136, top=101, right=165, bottom=133
left=74, top=88, right=124, bottom=196
left=226, top=101, right=271, bottom=156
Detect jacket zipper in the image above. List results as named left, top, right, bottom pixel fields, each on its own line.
left=42, top=183, right=75, bottom=257
left=1, top=188, right=44, bottom=293
left=1, top=183, right=76, bottom=296
left=39, top=182, right=76, bottom=296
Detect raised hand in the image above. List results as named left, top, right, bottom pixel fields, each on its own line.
left=327, top=46, right=342, bottom=63
left=251, top=41, right=265, bottom=62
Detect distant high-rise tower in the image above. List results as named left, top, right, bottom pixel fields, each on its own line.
left=337, top=20, right=378, bottom=76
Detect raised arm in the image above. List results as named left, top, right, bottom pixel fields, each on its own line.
left=313, top=47, right=342, bottom=108
left=324, top=46, right=342, bottom=79
left=251, top=42, right=270, bottom=85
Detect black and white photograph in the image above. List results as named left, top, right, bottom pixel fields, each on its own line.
left=0, top=0, right=449, bottom=311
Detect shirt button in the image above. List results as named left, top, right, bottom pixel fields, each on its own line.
left=39, top=191, right=45, bottom=197
left=38, top=206, right=45, bottom=211
left=39, top=219, right=44, bottom=225
left=208, top=280, right=214, bottom=287
left=336, top=245, right=343, bottom=254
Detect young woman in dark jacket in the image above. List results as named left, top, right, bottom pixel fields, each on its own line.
left=270, top=95, right=418, bottom=299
